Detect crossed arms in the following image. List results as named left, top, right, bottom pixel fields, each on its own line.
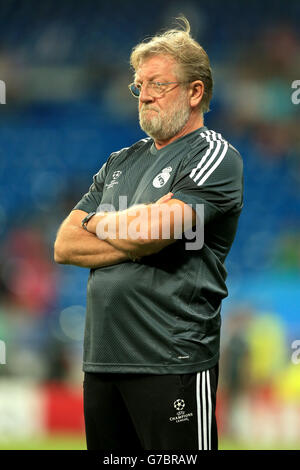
left=54, top=193, right=196, bottom=269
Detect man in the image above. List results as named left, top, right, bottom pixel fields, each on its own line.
left=54, top=17, right=243, bottom=450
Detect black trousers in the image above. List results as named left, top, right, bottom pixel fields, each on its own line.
left=83, top=365, right=218, bottom=451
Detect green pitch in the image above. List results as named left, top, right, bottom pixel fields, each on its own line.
left=0, top=434, right=86, bottom=450
left=0, top=435, right=299, bottom=450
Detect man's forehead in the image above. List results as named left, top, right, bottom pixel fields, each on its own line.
left=135, top=55, right=177, bottom=80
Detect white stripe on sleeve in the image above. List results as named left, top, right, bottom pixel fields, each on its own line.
left=189, top=131, right=228, bottom=186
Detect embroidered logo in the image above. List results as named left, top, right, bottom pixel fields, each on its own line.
left=174, top=399, right=185, bottom=411
left=105, top=170, right=122, bottom=189
left=169, top=398, right=193, bottom=423
left=152, top=167, right=172, bottom=188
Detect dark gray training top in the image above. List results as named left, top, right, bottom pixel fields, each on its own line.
left=74, top=126, right=244, bottom=374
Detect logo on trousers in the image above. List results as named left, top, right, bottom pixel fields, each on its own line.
left=169, top=398, right=193, bottom=423
left=174, top=399, right=185, bottom=411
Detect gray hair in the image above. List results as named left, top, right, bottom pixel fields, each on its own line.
left=130, top=17, right=213, bottom=113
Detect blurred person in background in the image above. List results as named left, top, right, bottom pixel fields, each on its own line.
left=219, top=308, right=253, bottom=439
left=0, top=227, right=59, bottom=380
left=54, top=17, right=243, bottom=450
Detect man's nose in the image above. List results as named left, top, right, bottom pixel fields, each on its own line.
left=139, top=83, right=154, bottom=103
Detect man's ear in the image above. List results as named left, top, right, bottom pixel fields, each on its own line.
left=189, top=81, right=204, bottom=109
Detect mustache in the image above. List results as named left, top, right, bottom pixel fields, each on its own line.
left=140, top=105, right=160, bottom=113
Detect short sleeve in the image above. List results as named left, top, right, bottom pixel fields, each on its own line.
left=171, top=142, right=243, bottom=224
left=72, top=162, right=107, bottom=213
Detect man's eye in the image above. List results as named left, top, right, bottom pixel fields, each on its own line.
left=152, top=82, right=163, bottom=90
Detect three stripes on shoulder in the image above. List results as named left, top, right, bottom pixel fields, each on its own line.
left=190, top=130, right=229, bottom=186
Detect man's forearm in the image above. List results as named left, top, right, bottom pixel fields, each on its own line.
left=86, top=197, right=194, bottom=258
left=87, top=206, right=153, bottom=257
left=54, top=222, right=130, bottom=268
left=58, top=240, right=130, bottom=268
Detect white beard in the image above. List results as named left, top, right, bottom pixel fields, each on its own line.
left=139, top=90, right=191, bottom=141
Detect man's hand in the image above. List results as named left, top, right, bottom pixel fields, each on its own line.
left=154, top=192, right=174, bottom=205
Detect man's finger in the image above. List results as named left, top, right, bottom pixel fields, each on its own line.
left=155, top=192, right=173, bottom=204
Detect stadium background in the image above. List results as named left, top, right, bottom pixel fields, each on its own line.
left=0, top=0, right=299, bottom=450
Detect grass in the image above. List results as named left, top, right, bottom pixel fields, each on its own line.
left=0, top=434, right=87, bottom=450
left=0, top=435, right=299, bottom=450
left=219, top=439, right=300, bottom=450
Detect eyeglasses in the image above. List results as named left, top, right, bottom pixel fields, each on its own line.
left=128, top=81, right=186, bottom=98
